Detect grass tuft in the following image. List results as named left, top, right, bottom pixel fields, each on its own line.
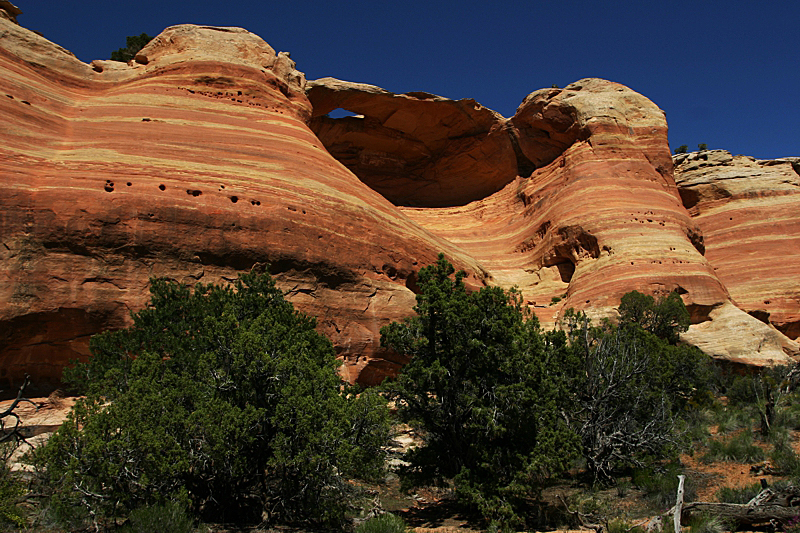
left=715, top=482, right=762, bottom=504
left=355, top=512, right=409, bottom=533
left=702, top=431, right=765, bottom=463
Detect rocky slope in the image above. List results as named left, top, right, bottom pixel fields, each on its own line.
left=1, top=9, right=797, bottom=393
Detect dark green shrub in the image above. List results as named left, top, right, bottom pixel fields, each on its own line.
left=769, top=433, right=800, bottom=477
left=0, top=446, right=25, bottom=528
left=355, top=512, right=408, bottom=533
left=557, top=291, right=711, bottom=483
left=725, top=374, right=761, bottom=407
left=33, top=271, right=390, bottom=528
left=674, top=145, right=688, bottom=154
left=633, top=462, right=696, bottom=510
left=381, top=254, right=578, bottom=528
left=617, top=290, right=690, bottom=344
left=697, top=143, right=708, bottom=151
left=111, top=33, right=153, bottom=62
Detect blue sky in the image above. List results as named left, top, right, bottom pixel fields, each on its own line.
left=17, top=0, right=799, bottom=159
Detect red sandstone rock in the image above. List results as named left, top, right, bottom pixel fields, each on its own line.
left=0, top=19, right=485, bottom=394
left=675, top=150, right=800, bottom=341
left=1, top=18, right=797, bottom=393
left=392, top=79, right=797, bottom=365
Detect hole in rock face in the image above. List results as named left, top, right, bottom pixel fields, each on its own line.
left=686, top=227, right=705, bottom=255
left=405, top=272, right=420, bottom=294
left=686, top=303, right=717, bottom=324
left=678, top=188, right=700, bottom=210
left=230, top=196, right=239, bottom=203
left=327, top=108, right=361, bottom=119
left=748, top=309, right=771, bottom=325
left=554, top=261, right=575, bottom=283
left=158, top=184, right=166, bottom=191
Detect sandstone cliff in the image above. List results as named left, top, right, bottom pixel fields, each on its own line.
left=674, top=150, right=800, bottom=342
left=1, top=13, right=797, bottom=394
left=0, top=17, right=485, bottom=393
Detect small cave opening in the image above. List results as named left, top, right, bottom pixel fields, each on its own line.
left=554, top=260, right=576, bottom=283
left=405, top=272, right=421, bottom=295
left=686, top=303, right=718, bottom=324
left=747, top=309, right=771, bottom=325
left=678, top=188, right=700, bottom=210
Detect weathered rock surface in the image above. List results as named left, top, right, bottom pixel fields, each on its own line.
left=0, top=1, right=20, bottom=25
left=401, top=80, right=797, bottom=366
left=0, top=19, right=486, bottom=394
left=309, top=77, right=798, bottom=365
left=307, top=78, right=520, bottom=207
left=675, top=150, right=800, bottom=341
left=1, top=18, right=798, bottom=394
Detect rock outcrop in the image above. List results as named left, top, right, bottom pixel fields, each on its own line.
left=0, top=1, right=20, bottom=24
left=0, top=19, right=486, bottom=394
left=675, top=150, right=800, bottom=341
left=1, top=16, right=798, bottom=394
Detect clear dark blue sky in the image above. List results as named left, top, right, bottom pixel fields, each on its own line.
left=17, top=1, right=799, bottom=159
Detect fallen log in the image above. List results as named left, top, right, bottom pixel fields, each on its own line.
left=682, top=502, right=799, bottom=527
left=682, top=485, right=800, bottom=527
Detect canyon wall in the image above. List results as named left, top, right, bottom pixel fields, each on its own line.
left=1, top=12, right=797, bottom=394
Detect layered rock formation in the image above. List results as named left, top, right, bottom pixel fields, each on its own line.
left=394, top=81, right=797, bottom=366
left=0, top=17, right=485, bottom=394
left=674, top=150, right=800, bottom=341
left=1, top=11, right=798, bottom=394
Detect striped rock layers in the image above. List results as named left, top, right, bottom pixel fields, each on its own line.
left=1, top=17, right=798, bottom=394
left=0, top=19, right=485, bottom=393
left=674, top=150, right=800, bottom=341
left=310, top=78, right=798, bottom=367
